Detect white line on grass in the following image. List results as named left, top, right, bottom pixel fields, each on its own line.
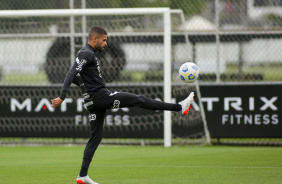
left=1, top=164, right=281, bottom=169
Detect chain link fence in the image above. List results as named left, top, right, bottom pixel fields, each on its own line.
left=0, top=0, right=282, bottom=84
left=0, top=1, right=281, bottom=146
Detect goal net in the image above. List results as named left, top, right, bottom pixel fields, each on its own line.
left=0, top=8, right=210, bottom=146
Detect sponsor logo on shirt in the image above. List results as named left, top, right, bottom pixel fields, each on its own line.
left=112, top=100, right=120, bottom=109
left=89, top=114, right=96, bottom=121
left=75, top=57, right=87, bottom=71
left=85, top=101, right=93, bottom=107
left=83, top=93, right=90, bottom=99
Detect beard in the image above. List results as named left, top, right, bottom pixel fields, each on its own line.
left=96, top=45, right=105, bottom=51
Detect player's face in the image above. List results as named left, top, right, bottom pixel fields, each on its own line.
left=95, top=34, right=107, bottom=51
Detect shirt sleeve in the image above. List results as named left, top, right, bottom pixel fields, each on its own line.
left=72, top=76, right=79, bottom=86
left=59, top=52, right=90, bottom=100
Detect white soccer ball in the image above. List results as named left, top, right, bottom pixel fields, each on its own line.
left=179, top=62, right=200, bottom=83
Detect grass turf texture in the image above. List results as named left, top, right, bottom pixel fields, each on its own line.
left=0, top=146, right=281, bottom=184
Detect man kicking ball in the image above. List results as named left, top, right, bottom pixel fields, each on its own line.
left=51, top=26, right=194, bottom=184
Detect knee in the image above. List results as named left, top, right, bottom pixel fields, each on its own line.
left=90, top=129, right=103, bottom=142
left=137, top=95, right=148, bottom=103
left=95, top=137, right=102, bottom=146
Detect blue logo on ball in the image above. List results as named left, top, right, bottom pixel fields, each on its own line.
left=192, top=65, right=198, bottom=71
left=188, top=74, right=196, bottom=80
left=182, top=65, right=188, bottom=72
left=180, top=75, right=185, bottom=81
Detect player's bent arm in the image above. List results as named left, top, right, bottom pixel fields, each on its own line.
left=58, top=51, right=91, bottom=100
left=59, top=58, right=88, bottom=100
left=59, top=67, right=78, bottom=100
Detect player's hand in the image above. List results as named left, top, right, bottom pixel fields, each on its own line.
left=51, top=97, right=63, bottom=108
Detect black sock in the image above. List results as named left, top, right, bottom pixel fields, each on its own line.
left=79, top=167, right=88, bottom=177
left=172, top=104, right=182, bottom=111
left=79, top=159, right=89, bottom=177
left=142, top=98, right=181, bottom=111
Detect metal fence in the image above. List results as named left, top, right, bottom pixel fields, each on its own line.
left=1, top=0, right=282, bottom=146
left=0, top=0, right=282, bottom=85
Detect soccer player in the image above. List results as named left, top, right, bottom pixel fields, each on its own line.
left=51, top=26, right=194, bottom=184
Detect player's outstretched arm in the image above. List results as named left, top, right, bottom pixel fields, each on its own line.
left=51, top=97, right=63, bottom=108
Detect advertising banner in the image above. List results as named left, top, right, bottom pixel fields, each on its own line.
left=200, top=83, right=281, bottom=138
left=0, top=84, right=281, bottom=138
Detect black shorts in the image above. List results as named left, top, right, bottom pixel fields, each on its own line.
left=85, top=88, right=148, bottom=111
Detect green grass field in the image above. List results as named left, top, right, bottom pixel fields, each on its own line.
left=1, top=64, right=282, bottom=85
left=0, top=146, right=281, bottom=184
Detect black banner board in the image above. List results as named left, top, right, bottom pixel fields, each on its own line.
left=201, top=83, right=281, bottom=138
left=0, top=83, right=281, bottom=138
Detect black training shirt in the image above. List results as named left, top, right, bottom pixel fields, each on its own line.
left=59, top=44, right=106, bottom=100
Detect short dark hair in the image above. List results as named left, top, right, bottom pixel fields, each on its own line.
left=88, top=26, right=107, bottom=41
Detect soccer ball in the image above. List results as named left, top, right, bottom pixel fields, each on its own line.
left=179, top=62, right=200, bottom=83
